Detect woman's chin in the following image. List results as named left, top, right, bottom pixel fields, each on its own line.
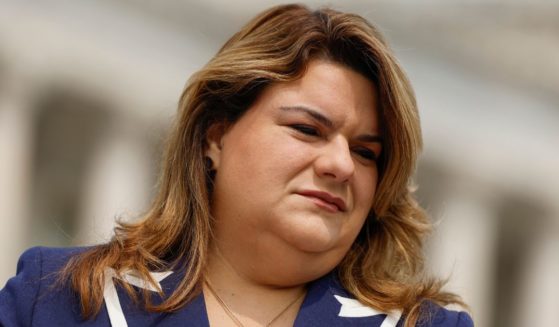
left=278, top=223, right=340, bottom=254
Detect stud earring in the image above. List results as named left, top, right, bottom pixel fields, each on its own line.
left=205, top=156, right=215, bottom=172
left=204, top=156, right=216, bottom=193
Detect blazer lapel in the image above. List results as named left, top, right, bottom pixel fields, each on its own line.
left=294, top=273, right=402, bottom=327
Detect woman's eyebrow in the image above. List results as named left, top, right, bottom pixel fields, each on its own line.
left=279, top=105, right=383, bottom=143
left=356, top=134, right=383, bottom=144
left=279, top=105, right=334, bottom=128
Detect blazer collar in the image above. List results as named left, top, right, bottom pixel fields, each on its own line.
left=126, top=269, right=400, bottom=327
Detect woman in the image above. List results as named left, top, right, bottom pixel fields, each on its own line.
left=0, top=4, right=473, bottom=327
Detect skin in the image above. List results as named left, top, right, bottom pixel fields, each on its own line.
left=204, top=59, right=382, bottom=326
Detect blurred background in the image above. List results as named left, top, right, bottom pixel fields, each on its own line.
left=1, top=0, right=558, bottom=326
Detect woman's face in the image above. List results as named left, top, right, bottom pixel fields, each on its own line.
left=206, top=59, right=382, bottom=284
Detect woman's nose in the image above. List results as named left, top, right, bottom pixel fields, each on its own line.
left=314, top=137, right=355, bottom=183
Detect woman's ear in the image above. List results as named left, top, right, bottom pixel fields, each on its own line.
left=205, top=122, right=226, bottom=170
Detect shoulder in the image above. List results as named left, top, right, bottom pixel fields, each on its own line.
left=0, top=246, right=91, bottom=327
left=2, top=246, right=89, bottom=296
left=310, top=273, right=473, bottom=327
left=415, top=302, right=474, bottom=327
left=16, top=246, right=89, bottom=274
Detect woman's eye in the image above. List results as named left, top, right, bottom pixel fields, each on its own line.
left=290, top=124, right=320, bottom=137
left=353, top=147, right=377, bottom=162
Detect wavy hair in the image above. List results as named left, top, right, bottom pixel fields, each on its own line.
left=61, top=4, right=464, bottom=326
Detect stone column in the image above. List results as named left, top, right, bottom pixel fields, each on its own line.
left=514, top=220, right=559, bottom=327
left=427, top=185, right=498, bottom=327
left=0, top=76, right=35, bottom=285
left=74, top=118, right=154, bottom=245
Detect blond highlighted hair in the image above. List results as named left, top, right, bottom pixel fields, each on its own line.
left=61, top=4, right=464, bottom=326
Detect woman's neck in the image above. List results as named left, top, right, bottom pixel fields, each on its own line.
left=203, top=244, right=307, bottom=327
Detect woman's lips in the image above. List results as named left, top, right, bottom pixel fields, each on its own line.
left=296, top=190, right=347, bottom=213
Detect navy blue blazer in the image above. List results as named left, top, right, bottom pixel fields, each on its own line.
left=0, top=247, right=473, bottom=326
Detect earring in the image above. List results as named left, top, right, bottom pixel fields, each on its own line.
left=205, top=156, right=216, bottom=193
left=205, top=156, right=215, bottom=172
left=205, top=156, right=217, bottom=182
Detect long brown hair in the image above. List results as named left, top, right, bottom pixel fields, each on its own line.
left=61, top=4, right=465, bottom=326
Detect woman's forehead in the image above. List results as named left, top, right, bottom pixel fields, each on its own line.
left=255, top=60, right=381, bottom=132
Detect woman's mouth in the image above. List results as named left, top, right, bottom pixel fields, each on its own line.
left=296, top=190, right=347, bottom=213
